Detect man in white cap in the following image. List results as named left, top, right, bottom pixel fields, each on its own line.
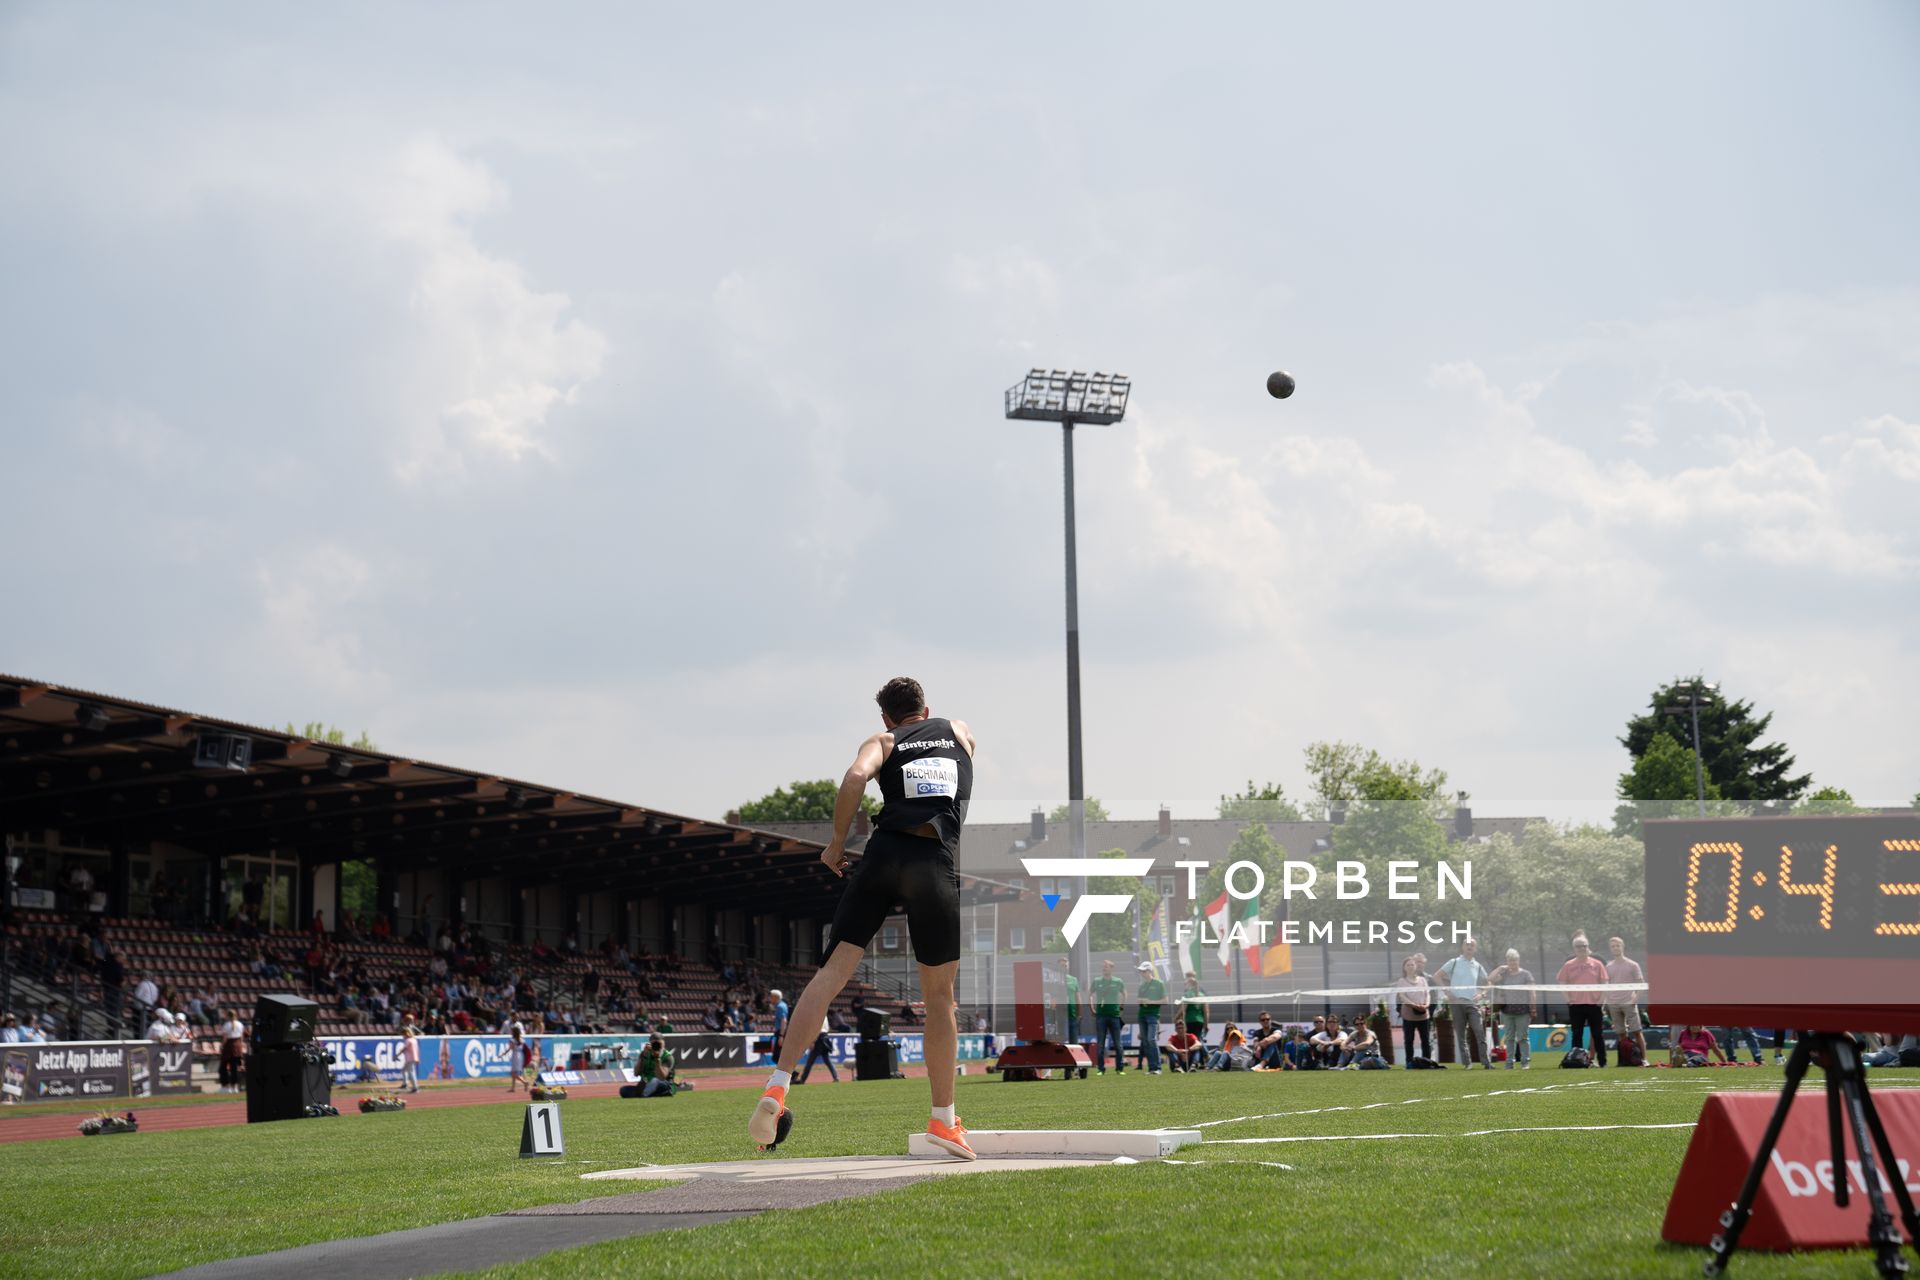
left=144, top=1007, right=174, bottom=1043
left=1136, top=960, right=1167, bottom=1075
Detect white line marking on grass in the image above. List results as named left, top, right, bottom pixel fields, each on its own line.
left=1185, top=1079, right=1629, bottom=1130
left=1208, top=1122, right=1698, bottom=1145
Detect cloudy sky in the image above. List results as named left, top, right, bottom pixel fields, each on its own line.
left=4, top=3, right=1916, bottom=826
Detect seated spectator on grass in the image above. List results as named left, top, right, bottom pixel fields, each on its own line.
left=1311, top=1018, right=1352, bottom=1069
left=1346, top=1016, right=1384, bottom=1066
left=1166, top=1025, right=1204, bottom=1072
left=1206, top=1023, right=1248, bottom=1071
left=1249, top=1011, right=1287, bottom=1069
left=1675, top=1024, right=1728, bottom=1066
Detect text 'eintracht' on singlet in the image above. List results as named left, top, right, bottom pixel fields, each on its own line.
left=873, top=717, right=973, bottom=851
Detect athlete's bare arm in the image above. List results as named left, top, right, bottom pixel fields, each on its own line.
left=820, top=732, right=890, bottom=877
left=949, top=719, right=977, bottom=757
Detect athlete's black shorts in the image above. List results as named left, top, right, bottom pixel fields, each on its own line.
left=825, top=828, right=961, bottom=965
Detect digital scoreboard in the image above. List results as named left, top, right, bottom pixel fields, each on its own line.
left=1644, top=814, right=1920, bottom=1033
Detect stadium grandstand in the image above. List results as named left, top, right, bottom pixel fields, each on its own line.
left=0, top=674, right=912, bottom=1074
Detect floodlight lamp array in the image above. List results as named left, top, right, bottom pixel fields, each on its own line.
left=1004, top=369, right=1130, bottom=425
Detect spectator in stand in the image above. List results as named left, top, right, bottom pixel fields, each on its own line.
left=1393, top=957, right=1433, bottom=1064
left=1434, top=939, right=1491, bottom=1068
left=1089, top=960, right=1127, bottom=1075
left=0, top=1014, right=19, bottom=1043
left=218, top=1010, right=246, bottom=1092
left=371, top=914, right=392, bottom=941
left=703, top=1000, right=724, bottom=1031
left=1556, top=936, right=1612, bottom=1066
left=1489, top=949, right=1537, bottom=1069
left=310, top=910, right=326, bottom=938
left=133, top=970, right=159, bottom=1022
left=187, top=986, right=218, bottom=1025
left=144, top=1007, right=175, bottom=1042
left=1166, top=1024, right=1204, bottom=1072
left=1676, top=1024, right=1728, bottom=1066
left=1604, top=937, right=1647, bottom=1064
left=98, top=950, right=124, bottom=1032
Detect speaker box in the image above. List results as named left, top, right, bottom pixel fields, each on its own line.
left=253, top=994, right=317, bottom=1048
left=246, top=1045, right=332, bottom=1122
left=857, top=1007, right=891, bottom=1041
left=855, top=1039, right=902, bottom=1081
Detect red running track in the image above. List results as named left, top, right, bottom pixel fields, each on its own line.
left=0, top=1065, right=934, bottom=1144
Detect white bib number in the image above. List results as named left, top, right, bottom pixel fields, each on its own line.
left=902, top=757, right=958, bottom=798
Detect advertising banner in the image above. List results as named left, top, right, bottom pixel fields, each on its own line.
left=1, top=1041, right=174, bottom=1103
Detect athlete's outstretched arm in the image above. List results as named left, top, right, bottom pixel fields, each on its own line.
left=821, top=733, right=888, bottom=876
left=949, top=719, right=977, bottom=757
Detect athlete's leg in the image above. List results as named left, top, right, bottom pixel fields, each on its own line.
left=776, top=943, right=864, bottom=1076
left=919, top=960, right=960, bottom=1110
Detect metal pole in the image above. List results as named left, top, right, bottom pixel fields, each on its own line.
left=1690, top=697, right=1706, bottom=817
left=1062, top=419, right=1090, bottom=992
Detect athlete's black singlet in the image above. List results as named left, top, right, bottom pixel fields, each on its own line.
left=873, top=717, right=973, bottom=849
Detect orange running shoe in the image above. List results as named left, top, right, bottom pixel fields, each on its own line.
left=925, top=1114, right=977, bottom=1161
left=748, top=1084, right=790, bottom=1150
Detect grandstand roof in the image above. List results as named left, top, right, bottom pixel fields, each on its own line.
left=0, top=674, right=835, bottom=916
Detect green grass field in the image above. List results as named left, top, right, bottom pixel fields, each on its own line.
left=1, top=1068, right=1913, bottom=1278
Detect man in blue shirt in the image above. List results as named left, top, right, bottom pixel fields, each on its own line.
left=1433, top=939, right=1490, bottom=1068
left=770, top=988, right=790, bottom=1061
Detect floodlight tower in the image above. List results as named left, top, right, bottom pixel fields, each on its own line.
left=1005, top=369, right=1131, bottom=987
left=1663, top=678, right=1719, bottom=816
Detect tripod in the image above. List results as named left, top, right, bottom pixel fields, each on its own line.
left=1705, top=1033, right=1919, bottom=1278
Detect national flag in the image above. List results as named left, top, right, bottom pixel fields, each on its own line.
left=1263, top=887, right=1293, bottom=976
left=1207, top=891, right=1260, bottom=971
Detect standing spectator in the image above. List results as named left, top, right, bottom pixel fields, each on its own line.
left=1604, top=937, right=1647, bottom=1065
left=506, top=1026, right=531, bottom=1092
left=1059, top=955, right=1081, bottom=1046
left=1090, top=959, right=1127, bottom=1075
left=66, top=862, right=95, bottom=913
left=769, top=988, right=790, bottom=1062
left=1724, top=1026, right=1765, bottom=1065
left=796, top=1014, right=839, bottom=1084
left=218, top=1010, right=246, bottom=1092
left=95, top=951, right=124, bottom=1043
left=1393, top=957, right=1433, bottom=1063
left=144, top=1007, right=175, bottom=1043
left=132, top=970, right=159, bottom=1023
left=1488, top=949, right=1536, bottom=1069
left=1135, top=961, right=1166, bottom=1075
left=1434, top=939, right=1490, bottom=1068
left=1556, top=936, right=1611, bottom=1066
left=398, top=1024, right=421, bottom=1094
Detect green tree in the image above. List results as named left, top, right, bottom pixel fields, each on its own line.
left=1619, top=680, right=1811, bottom=805
left=1795, top=786, right=1861, bottom=815
left=1471, top=823, right=1645, bottom=978
left=1085, top=847, right=1161, bottom=952
left=1217, top=781, right=1305, bottom=822
left=1613, top=730, right=1723, bottom=834
left=1048, top=797, right=1111, bottom=822
left=737, top=780, right=878, bottom=823
left=285, top=722, right=376, bottom=750
left=1302, top=741, right=1450, bottom=819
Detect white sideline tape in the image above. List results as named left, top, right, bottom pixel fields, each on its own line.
left=1208, top=1122, right=1698, bottom=1145
left=1193, top=980, right=1650, bottom=1004
left=1187, top=1078, right=1622, bottom=1130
